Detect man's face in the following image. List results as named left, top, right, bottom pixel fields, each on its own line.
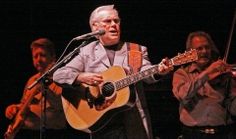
left=93, top=10, right=120, bottom=46
left=191, top=36, right=212, bottom=68
left=32, top=47, right=53, bottom=73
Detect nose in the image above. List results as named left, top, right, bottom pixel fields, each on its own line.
left=202, top=47, right=208, bottom=53
left=197, top=47, right=208, bottom=54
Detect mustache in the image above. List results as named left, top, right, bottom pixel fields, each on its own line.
left=198, top=54, right=210, bottom=59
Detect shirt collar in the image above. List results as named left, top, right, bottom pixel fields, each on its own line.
left=188, top=63, right=201, bottom=73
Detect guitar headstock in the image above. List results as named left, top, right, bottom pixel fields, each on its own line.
left=171, top=49, right=198, bottom=66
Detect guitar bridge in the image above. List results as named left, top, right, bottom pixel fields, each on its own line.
left=95, top=95, right=116, bottom=111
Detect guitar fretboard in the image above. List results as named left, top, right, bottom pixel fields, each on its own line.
left=115, top=65, right=159, bottom=90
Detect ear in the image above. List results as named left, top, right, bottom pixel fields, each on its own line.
left=91, top=22, right=99, bottom=31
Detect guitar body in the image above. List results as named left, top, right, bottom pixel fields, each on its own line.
left=61, top=66, right=136, bottom=133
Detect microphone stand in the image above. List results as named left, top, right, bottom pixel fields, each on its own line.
left=27, top=40, right=90, bottom=139
left=40, top=77, right=50, bottom=139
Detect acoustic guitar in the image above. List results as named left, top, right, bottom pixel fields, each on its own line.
left=61, top=49, right=198, bottom=133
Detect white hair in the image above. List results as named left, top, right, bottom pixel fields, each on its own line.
left=89, top=5, right=118, bottom=29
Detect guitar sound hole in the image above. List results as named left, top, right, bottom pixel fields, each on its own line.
left=101, top=82, right=115, bottom=97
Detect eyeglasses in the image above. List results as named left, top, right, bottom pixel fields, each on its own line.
left=99, top=18, right=120, bottom=25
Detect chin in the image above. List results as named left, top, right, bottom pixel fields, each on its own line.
left=109, top=39, right=119, bottom=45
left=197, top=60, right=210, bottom=68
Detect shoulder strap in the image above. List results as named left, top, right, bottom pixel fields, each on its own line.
left=128, top=43, right=142, bottom=73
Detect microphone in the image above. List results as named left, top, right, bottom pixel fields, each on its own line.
left=73, top=29, right=105, bottom=40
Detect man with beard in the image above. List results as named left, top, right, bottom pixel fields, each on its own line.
left=172, top=31, right=236, bottom=139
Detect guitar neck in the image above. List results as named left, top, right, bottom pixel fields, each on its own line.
left=4, top=86, right=40, bottom=139
left=16, top=86, right=39, bottom=117
left=113, top=48, right=198, bottom=91
left=115, top=65, right=159, bottom=90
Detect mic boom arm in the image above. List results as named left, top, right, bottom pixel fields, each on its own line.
left=73, top=29, right=105, bottom=40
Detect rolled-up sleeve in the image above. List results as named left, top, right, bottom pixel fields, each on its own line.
left=172, top=68, right=208, bottom=103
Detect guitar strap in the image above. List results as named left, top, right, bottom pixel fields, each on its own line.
left=128, top=43, right=151, bottom=138
left=128, top=43, right=142, bottom=73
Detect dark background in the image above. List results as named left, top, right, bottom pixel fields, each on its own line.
left=1, top=0, right=236, bottom=138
